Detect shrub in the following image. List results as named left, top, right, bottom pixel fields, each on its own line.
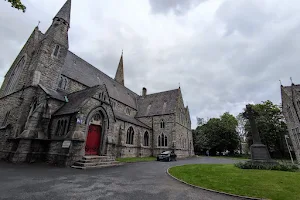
left=235, top=161, right=299, bottom=172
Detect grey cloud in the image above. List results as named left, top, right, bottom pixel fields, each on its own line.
left=216, top=0, right=273, bottom=37
left=1, top=0, right=300, bottom=128
left=148, top=0, right=207, bottom=15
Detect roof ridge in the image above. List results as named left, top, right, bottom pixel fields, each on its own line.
left=67, top=84, right=100, bottom=96
left=67, top=50, right=138, bottom=96
left=140, top=88, right=178, bottom=97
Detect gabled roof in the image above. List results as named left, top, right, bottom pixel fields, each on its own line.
left=54, top=85, right=100, bottom=116
left=136, top=89, right=179, bottom=117
left=114, top=111, right=150, bottom=129
left=61, top=51, right=138, bottom=109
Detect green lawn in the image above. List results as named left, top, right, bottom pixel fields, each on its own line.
left=168, top=164, right=300, bottom=200
left=116, top=157, right=156, bottom=163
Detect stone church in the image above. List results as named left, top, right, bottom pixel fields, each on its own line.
left=0, top=0, right=194, bottom=166
left=281, top=83, right=300, bottom=164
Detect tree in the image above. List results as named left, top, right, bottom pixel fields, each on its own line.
left=241, top=100, right=288, bottom=158
left=4, top=0, right=26, bottom=12
left=236, top=113, right=247, bottom=154
left=192, top=112, right=239, bottom=156
left=192, top=126, right=209, bottom=155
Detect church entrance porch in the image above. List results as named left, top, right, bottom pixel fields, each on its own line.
left=84, top=111, right=105, bottom=156
left=85, top=124, right=101, bottom=155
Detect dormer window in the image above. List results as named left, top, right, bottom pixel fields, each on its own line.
left=53, top=45, right=60, bottom=57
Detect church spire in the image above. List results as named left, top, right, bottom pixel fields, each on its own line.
left=54, top=0, right=71, bottom=27
left=114, top=51, right=124, bottom=86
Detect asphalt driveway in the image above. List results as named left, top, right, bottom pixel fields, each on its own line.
left=0, top=157, right=246, bottom=200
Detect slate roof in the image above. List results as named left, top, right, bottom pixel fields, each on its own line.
left=38, top=84, right=66, bottom=102
left=54, top=85, right=100, bottom=116
left=61, top=51, right=138, bottom=109
left=114, top=111, right=150, bottom=129
left=136, top=89, right=179, bottom=117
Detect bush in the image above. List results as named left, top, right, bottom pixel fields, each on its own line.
left=235, top=161, right=299, bottom=172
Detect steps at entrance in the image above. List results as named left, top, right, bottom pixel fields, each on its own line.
left=71, top=155, right=122, bottom=170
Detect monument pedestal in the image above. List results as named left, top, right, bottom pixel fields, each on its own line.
left=250, top=143, right=277, bottom=164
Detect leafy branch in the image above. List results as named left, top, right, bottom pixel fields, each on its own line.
left=4, top=0, right=26, bottom=12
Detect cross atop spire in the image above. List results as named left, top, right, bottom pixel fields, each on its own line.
left=54, top=0, right=72, bottom=26
left=114, top=51, right=124, bottom=86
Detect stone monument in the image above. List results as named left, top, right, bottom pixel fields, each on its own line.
left=243, top=104, right=274, bottom=163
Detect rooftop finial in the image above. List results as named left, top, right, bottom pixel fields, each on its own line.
left=37, top=20, right=41, bottom=27
left=290, top=77, right=294, bottom=85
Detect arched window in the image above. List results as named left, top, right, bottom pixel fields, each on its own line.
left=165, top=135, right=168, bottom=146
left=158, top=135, right=161, bottom=146
left=55, top=119, right=68, bottom=136
left=158, top=133, right=167, bottom=147
left=144, top=131, right=149, bottom=146
left=126, top=126, right=134, bottom=144
left=5, top=56, right=26, bottom=95
left=160, top=119, right=165, bottom=129
left=53, top=45, right=60, bottom=57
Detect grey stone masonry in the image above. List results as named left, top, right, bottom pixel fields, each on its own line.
left=0, top=0, right=194, bottom=167
left=281, top=84, right=300, bottom=164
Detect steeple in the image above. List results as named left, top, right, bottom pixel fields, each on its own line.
left=44, top=0, right=71, bottom=48
left=54, top=0, right=71, bottom=27
left=114, top=51, right=124, bottom=86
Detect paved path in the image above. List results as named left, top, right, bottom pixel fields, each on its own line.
left=0, top=157, right=246, bottom=200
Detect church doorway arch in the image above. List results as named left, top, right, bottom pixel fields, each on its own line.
left=85, top=111, right=106, bottom=155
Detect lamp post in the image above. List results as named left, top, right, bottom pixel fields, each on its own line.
left=285, top=135, right=294, bottom=164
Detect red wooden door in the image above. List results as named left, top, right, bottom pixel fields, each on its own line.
left=85, top=125, right=101, bottom=155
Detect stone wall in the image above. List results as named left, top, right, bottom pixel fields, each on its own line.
left=0, top=87, right=37, bottom=138
left=174, top=123, right=194, bottom=157
left=282, top=87, right=300, bottom=163
left=110, top=98, right=137, bottom=117
left=114, top=119, right=152, bottom=157
left=62, top=76, right=87, bottom=94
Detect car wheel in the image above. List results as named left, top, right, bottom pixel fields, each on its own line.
left=157, top=158, right=159, bottom=161
left=168, top=157, right=171, bottom=162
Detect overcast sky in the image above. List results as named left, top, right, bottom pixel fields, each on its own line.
left=1, top=0, right=300, bottom=128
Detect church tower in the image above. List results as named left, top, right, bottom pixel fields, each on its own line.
left=27, top=0, right=72, bottom=90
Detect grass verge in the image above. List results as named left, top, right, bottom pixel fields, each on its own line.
left=210, top=155, right=249, bottom=160
left=168, top=164, right=300, bottom=200
left=116, top=157, right=156, bottom=163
